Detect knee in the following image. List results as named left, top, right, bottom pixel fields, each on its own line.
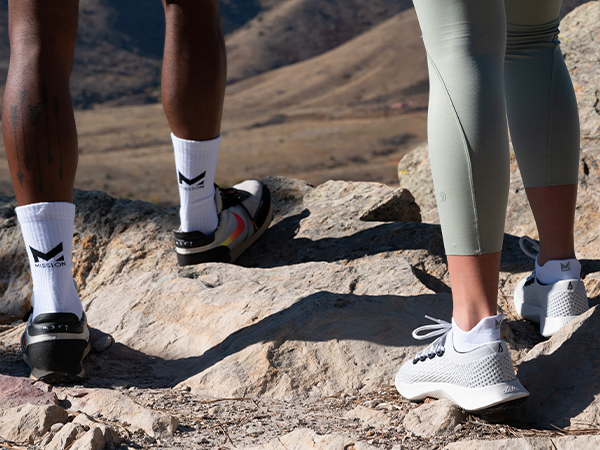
left=10, top=25, right=77, bottom=71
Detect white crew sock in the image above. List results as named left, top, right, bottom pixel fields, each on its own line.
left=16, top=202, right=82, bottom=320
left=172, top=133, right=220, bottom=234
left=536, top=256, right=580, bottom=284
left=452, top=314, right=503, bottom=352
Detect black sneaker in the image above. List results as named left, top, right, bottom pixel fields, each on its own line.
left=21, top=310, right=91, bottom=383
left=174, top=180, right=273, bottom=266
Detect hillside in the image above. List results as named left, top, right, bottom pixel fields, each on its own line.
left=72, top=8, right=429, bottom=202
left=0, top=0, right=593, bottom=111
left=225, top=0, right=414, bottom=82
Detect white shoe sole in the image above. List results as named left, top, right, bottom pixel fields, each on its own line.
left=514, top=290, right=578, bottom=337
left=395, top=377, right=529, bottom=412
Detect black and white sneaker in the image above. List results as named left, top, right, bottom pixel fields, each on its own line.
left=174, top=180, right=273, bottom=266
left=514, top=236, right=588, bottom=337
left=21, top=309, right=91, bottom=383
left=395, top=316, right=529, bottom=412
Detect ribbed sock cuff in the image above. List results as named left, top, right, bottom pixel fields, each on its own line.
left=16, top=202, right=82, bottom=320
left=172, top=133, right=220, bottom=234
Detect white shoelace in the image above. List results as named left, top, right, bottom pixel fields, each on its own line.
left=519, top=236, right=540, bottom=260
left=412, top=316, right=452, bottom=363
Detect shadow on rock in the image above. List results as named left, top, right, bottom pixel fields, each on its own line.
left=240, top=209, right=530, bottom=275
left=513, top=307, right=600, bottom=428
left=88, top=290, right=452, bottom=395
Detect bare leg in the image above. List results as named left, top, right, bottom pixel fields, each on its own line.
left=525, top=184, right=577, bottom=266
left=2, top=0, right=79, bottom=206
left=449, top=253, right=500, bottom=331
left=161, top=0, right=226, bottom=140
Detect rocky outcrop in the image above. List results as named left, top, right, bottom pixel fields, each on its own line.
left=446, top=435, right=600, bottom=450
left=241, top=427, right=379, bottom=450
left=0, top=3, right=600, bottom=447
left=402, top=399, right=465, bottom=438
left=561, top=1, right=600, bottom=146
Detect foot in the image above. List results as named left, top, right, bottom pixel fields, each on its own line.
left=514, top=237, right=589, bottom=337
left=395, top=316, right=529, bottom=412
left=21, top=309, right=91, bottom=384
left=174, top=180, right=273, bottom=266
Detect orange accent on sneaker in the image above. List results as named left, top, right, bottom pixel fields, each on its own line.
left=221, top=212, right=245, bottom=247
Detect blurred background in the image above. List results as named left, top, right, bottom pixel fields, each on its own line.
left=0, top=0, right=589, bottom=205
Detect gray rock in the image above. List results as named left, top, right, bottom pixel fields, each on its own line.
left=402, top=399, right=466, bottom=437
left=242, top=427, right=379, bottom=449
left=514, top=306, right=600, bottom=428
left=346, top=405, right=389, bottom=428
left=397, top=142, right=438, bottom=225
left=73, top=413, right=121, bottom=444
left=445, top=435, right=600, bottom=449
left=89, top=328, right=115, bottom=353
left=68, top=389, right=177, bottom=437
left=50, top=423, right=65, bottom=433
left=0, top=404, right=68, bottom=443
left=245, top=424, right=264, bottom=435
left=69, top=427, right=105, bottom=450
left=359, top=187, right=421, bottom=223
left=561, top=2, right=600, bottom=146
left=47, top=422, right=87, bottom=450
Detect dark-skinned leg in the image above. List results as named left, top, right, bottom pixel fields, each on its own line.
left=161, top=0, right=226, bottom=140
left=4, top=0, right=89, bottom=383
left=162, top=0, right=225, bottom=236
left=163, top=0, right=274, bottom=266
left=3, top=0, right=79, bottom=206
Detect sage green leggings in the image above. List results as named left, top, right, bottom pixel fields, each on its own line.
left=413, top=0, right=579, bottom=255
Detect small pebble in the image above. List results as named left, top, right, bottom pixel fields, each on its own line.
left=364, top=399, right=381, bottom=408
left=246, top=425, right=264, bottom=436
left=50, top=423, right=64, bottom=433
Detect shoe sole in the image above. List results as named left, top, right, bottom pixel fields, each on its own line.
left=514, top=292, right=578, bottom=337
left=23, top=341, right=91, bottom=384
left=395, top=378, right=529, bottom=412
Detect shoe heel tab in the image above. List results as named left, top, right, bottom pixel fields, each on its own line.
left=32, top=312, right=82, bottom=325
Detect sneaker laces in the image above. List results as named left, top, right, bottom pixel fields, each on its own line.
left=519, top=236, right=540, bottom=260
left=412, top=316, right=452, bottom=363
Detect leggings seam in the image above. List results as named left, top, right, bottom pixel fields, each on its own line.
left=426, top=50, right=482, bottom=254
left=546, top=39, right=558, bottom=186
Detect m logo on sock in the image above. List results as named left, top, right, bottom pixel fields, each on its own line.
left=30, top=243, right=66, bottom=268
left=179, top=171, right=205, bottom=191
left=495, top=319, right=501, bottom=329
left=561, top=262, right=571, bottom=272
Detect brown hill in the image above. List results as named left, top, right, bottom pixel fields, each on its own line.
left=225, top=9, right=427, bottom=121
left=225, top=0, right=414, bottom=83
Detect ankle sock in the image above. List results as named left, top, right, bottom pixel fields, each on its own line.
left=172, top=133, right=220, bottom=234
left=535, top=256, right=580, bottom=284
left=16, top=202, right=82, bottom=320
left=452, top=314, right=503, bottom=352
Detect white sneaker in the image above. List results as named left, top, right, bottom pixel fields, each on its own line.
left=514, top=237, right=588, bottom=337
left=395, top=316, right=529, bottom=412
